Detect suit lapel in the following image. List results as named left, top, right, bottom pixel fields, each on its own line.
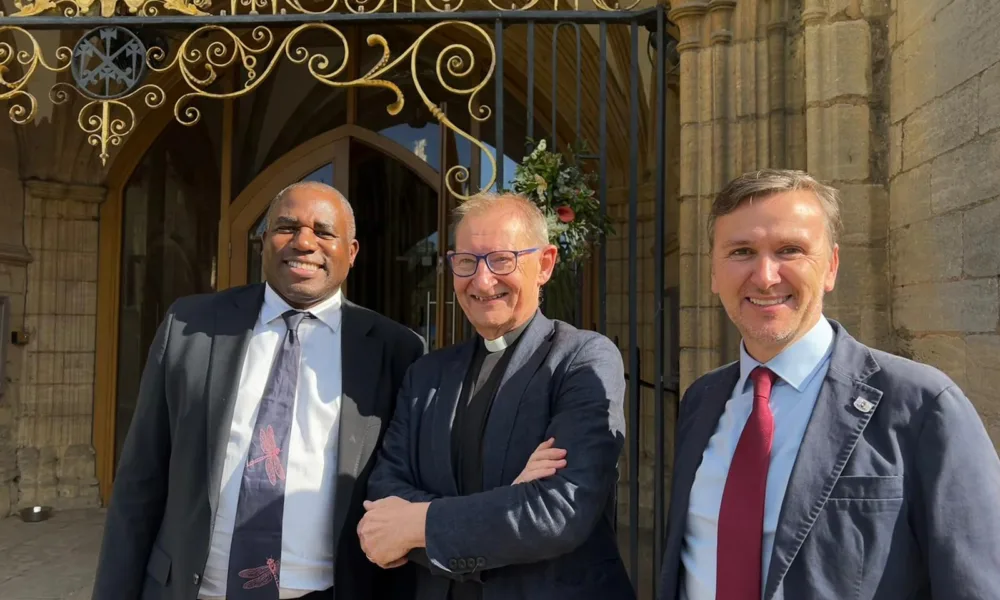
left=763, top=323, right=883, bottom=600
left=206, top=284, right=263, bottom=518
left=661, top=364, right=738, bottom=597
left=481, top=312, right=555, bottom=490
left=428, top=341, right=476, bottom=496
left=332, top=301, right=383, bottom=547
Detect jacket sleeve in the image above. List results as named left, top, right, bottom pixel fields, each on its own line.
left=915, top=384, right=1000, bottom=599
left=92, top=306, right=175, bottom=599
left=367, top=362, right=481, bottom=582
left=367, top=365, right=439, bottom=505
left=423, top=334, right=626, bottom=573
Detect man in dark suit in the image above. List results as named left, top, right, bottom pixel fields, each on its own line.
left=93, top=181, right=424, bottom=600
left=658, top=169, right=1000, bottom=600
left=358, top=192, right=635, bottom=600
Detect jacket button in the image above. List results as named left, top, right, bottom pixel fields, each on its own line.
left=476, top=557, right=486, bottom=567
left=458, top=558, right=467, bottom=569
left=192, top=573, right=200, bottom=585
left=448, top=559, right=458, bottom=569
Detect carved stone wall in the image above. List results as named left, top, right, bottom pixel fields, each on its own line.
left=0, top=117, right=29, bottom=517
left=667, top=0, right=999, bottom=453
left=16, top=180, right=104, bottom=511
left=889, top=0, right=1000, bottom=447
left=670, top=0, right=892, bottom=394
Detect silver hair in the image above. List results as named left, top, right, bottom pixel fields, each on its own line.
left=453, top=192, right=549, bottom=247
left=266, top=181, right=356, bottom=240
left=708, top=168, right=842, bottom=251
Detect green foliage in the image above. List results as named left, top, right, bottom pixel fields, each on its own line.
left=501, top=138, right=614, bottom=273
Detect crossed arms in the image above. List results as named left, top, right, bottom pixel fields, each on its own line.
left=360, top=335, right=626, bottom=578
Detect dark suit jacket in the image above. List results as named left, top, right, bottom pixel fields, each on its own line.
left=92, top=283, right=424, bottom=600
left=658, top=319, right=1000, bottom=600
left=367, top=311, right=636, bottom=600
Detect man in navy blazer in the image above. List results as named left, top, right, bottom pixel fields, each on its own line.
left=358, top=192, right=635, bottom=600
left=658, top=169, right=1000, bottom=600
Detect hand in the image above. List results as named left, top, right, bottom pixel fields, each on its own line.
left=358, top=497, right=429, bottom=568
left=512, top=437, right=567, bottom=485
left=382, top=558, right=408, bottom=569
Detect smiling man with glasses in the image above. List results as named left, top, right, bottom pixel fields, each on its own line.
left=359, top=192, right=635, bottom=600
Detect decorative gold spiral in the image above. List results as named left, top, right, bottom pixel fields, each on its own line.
left=145, top=21, right=496, bottom=197
left=0, top=27, right=72, bottom=124
left=421, top=0, right=464, bottom=14
left=149, top=25, right=282, bottom=125
left=591, top=0, right=642, bottom=12
left=51, top=82, right=166, bottom=164
left=485, top=0, right=541, bottom=12
left=356, top=21, right=497, bottom=198
left=2, top=0, right=647, bottom=176
left=289, top=27, right=404, bottom=114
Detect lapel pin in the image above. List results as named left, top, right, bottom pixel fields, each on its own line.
left=853, top=397, right=874, bottom=413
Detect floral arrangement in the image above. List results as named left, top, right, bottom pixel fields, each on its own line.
left=502, top=138, right=613, bottom=273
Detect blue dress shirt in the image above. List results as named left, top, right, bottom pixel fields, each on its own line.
left=680, top=316, right=835, bottom=600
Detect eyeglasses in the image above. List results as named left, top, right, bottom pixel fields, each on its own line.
left=446, top=248, right=539, bottom=277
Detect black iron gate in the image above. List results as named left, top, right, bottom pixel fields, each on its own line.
left=1, top=2, right=678, bottom=597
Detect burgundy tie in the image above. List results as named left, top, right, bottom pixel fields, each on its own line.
left=717, top=366, right=777, bottom=600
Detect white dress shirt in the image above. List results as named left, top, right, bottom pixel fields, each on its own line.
left=199, top=284, right=343, bottom=599
left=680, top=316, right=835, bottom=600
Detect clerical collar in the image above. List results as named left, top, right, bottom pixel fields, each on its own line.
left=483, top=318, right=531, bottom=353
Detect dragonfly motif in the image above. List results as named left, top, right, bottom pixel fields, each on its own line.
left=239, top=557, right=280, bottom=590
left=246, top=425, right=285, bottom=486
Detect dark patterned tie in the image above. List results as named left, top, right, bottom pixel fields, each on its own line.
left=227, top=310, right=311, bottom=599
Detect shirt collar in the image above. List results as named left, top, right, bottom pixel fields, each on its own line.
left=261, top=283, right=343, bottom=333
left=483, top=315, right=533, bottom=353
left=736, top=315, right=834, bottom=394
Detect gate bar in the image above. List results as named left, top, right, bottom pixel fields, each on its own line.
left=597, top=21, right=607, bottom=336
left=627, top=17, right=640, bottom=589
left=494, top=18, right=504, bottom=193
left=653, top=5, right=666, bottom=597
left=526, top=21, right=535, bottom=140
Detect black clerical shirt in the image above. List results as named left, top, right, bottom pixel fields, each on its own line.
left=447, top=317, right=532, bottom=600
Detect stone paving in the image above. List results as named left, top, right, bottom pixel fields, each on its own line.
left=0, top=507, right=105, bottom=600
left=0, top=508, right=657, bottom=600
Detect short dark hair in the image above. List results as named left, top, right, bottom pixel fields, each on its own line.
left=708, top=169, right=843, bottom=251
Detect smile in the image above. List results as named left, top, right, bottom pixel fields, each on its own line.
left=286, top=260, right=323, bottom=272
left=747, top=296, right=791, bottom=306
left=472, top=292, right=508, bottom=302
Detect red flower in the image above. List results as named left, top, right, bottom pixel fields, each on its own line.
left=556, top=205, right=575, bottom=223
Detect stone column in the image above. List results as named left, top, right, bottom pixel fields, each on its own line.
left=0, top=117, right=29, bottom=516
left=17, top=179, right=105, bottom=510
left=671, top=0, right=729, bottom=394
left=802, top=0, right=891, bottom=349
left=765, top=0, right=790, bottom=168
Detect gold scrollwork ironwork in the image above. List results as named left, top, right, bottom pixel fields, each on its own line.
left=6, top=0, right=641, bottom=17
left=0, top=26, right=72, bottom=123
left=146, top=20, right=496, bottom=198
left=2, top=0, right=644, bottom=196
left=1, top=19, right=498, bottom=196
left=50, top=82, right=166, bottom=163
left=8, top=0, right=208, bottom=17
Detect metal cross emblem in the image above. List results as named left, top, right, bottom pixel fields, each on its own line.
left=71, top=27, right=147, bottom=100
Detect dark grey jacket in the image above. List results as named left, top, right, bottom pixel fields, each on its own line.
left=92, top=283, right=424, bottom=600
left=368, top=311, right=636, bottom=600
left=658, top=319, right=1000, bottom=600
